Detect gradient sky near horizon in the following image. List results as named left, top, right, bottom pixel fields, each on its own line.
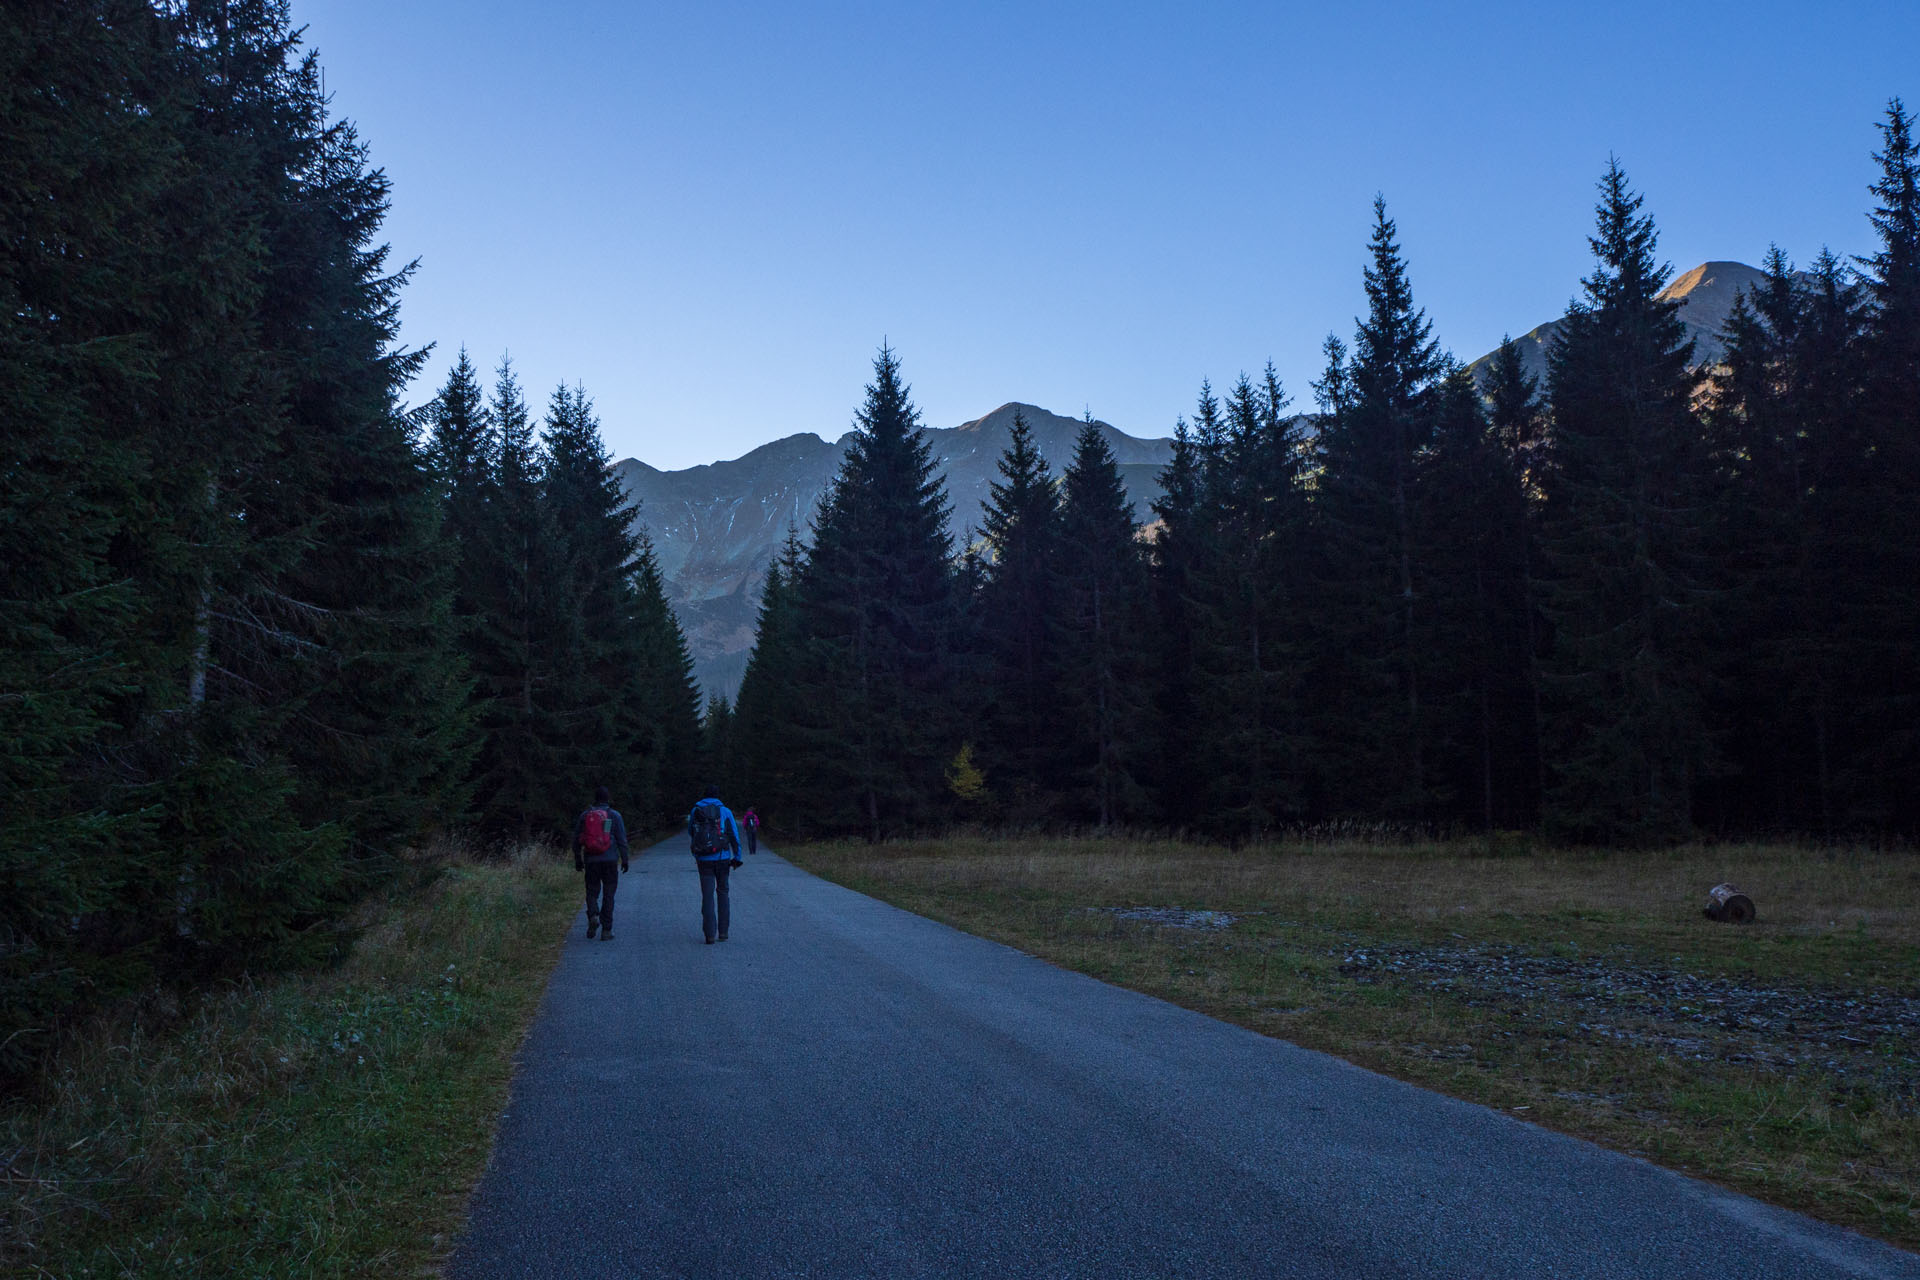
left=299, top=0, right=1915, bottom=471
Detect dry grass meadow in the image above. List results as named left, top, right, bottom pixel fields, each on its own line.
left=787, top=835, right=1920, bottom=1249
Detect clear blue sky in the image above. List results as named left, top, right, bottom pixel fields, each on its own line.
left=299, top=0, right=1914, bottom=470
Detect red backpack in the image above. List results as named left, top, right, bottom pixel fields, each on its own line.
left=581, top=807, right=613, bottom=855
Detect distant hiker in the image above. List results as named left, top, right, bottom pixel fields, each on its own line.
left=687, top=789, right=744, bottom=944
left=742, top=807, right=761, bottom=855
left=574, top=785, right=630, bottom=941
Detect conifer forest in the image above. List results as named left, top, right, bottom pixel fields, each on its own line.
left=2, top=2, right=703, bottom=1074
left=727, top=150, right=1920, bottom=850
left=5, top=1, right=1919, bottom=1075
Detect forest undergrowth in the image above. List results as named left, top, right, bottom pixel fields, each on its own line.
left=0, top=839, right=576, bottom=1279
left=789, top=836, right=1920, bottom=1249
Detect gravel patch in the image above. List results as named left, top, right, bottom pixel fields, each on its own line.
left=1338, top=942, right=1920, bottom=1099
left=1102, top=906, right=1241, bottom=930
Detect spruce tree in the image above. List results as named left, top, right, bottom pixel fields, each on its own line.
left=734, top=528, right=806, bottom=819
left=135, top=0, right=364, bottom=969
left=254, top=85, right=471, bottom=861
left=976, top=409, right=1063, bottom=815
left=630, top=529, right=705, bottom=824
left=1854, top=100, right=1920, bottom=829
left=1486, top=336, right=1547, bottom=453
left=428, top=347, right=496, bottom=618
left=786, top=348, right=958, bottom=839
left=425, top=349, right=495, bottom=806
left=1418, top=367, right=1538, bottom=831
left=0, top=0, right=181, bottom=1068
left=538, top=382, right=706, bottom=827
left=1186, top=370, right=1311, bottom=837
left=945, top=525, right=994, bottom=811
left=1711, top=249, right=1869, bottom=833
left=1484, top=336, right=1550, bottom=820
left=1146, top=403, right=1212, bottom=827
left=1308, top=198, right=1445, bottom=819
left=469, top=358, right=562, bottom=834
left=1053, top=415, right=1152, bottom=827
left=1539, top=161, right=1714, bottom=842
left=540, top=383, right=642, bottom=807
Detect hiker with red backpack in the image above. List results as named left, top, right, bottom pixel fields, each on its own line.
left=686, top=789, right=743, bottom=944
left=573, top=785, right=630, bottom=941
left=742, top=807, right=761, bottom=854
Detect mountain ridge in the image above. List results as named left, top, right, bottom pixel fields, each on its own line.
left=616, top=403, right=1175, bottom=697
left=624, top=260, right=1771, bottom=698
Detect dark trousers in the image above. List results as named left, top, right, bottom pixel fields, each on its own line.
left=698, top=860, right=732, bottom=940
left=584, top=860, right=619, bottom=930
left=747, top=827, right=758, bottom=854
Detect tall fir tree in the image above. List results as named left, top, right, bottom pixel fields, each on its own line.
left=1854, top=100, right=1920, bottom=829
left=425, top=348, right=495, bottom=808
left=428, top=347, right=496, bottom=621
left=133, top=0, right=385, bottom=969
left=786, top=348, right=958, bottom=839
left=254, top=74, right=471, bottom=864
left=945, top=524, right=994, bottom=812
left=734, top=528, right=807, bottom=822
left=1484, top=335, right=1550, bottom=821
left=1539, top=161, right=1715, bottom=842
left=1185, top=370, right=1312, bottom=837
left=1052, top=415, right=1152, bottom=827
left=540, top=383, right=641, bottom=807
left=1710, top=249, right=1870, bottom=833
left=1, top=0, right=188, bottom=1068
left=468, top=358, right=562, bottom=834
left=975, top=409, right=1063, bottom=815
left=538, top=383, right=703, bottom=826
left=1146, top=398, right=1212, bottom=826
left=629, top=528, right=705, bottom=824
left=1418, top=366, right=1539, bottom=831
left=1485, top=337, right=1547, bottom=455
left=1308, top=198, right=1445, bottom=819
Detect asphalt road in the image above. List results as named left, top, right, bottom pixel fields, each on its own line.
left=449, top=839, right=1919, bottom=1279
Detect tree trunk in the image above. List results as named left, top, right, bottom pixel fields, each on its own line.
left=1093, top=579, right=1110, bottom=830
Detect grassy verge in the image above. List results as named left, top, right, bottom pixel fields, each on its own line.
left=786, top=836, right=1920, bottom=1249
left=1, top=840, right=577, bottom=1278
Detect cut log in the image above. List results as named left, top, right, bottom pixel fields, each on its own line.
left=1703, top=883, right=1756, bottom=924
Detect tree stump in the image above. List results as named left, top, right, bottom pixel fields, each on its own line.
left=1704, top=883, right=1756, bottom=924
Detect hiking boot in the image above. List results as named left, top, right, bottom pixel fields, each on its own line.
left=601, top=930, right=614, bottom=941
left=704, top=937, right=715, bottom=945
left=586, top=920, right=599, bottom=939
left=718, top=932, right=728, bottom=941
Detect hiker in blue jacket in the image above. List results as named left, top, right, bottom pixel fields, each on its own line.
left=573, top=785, right=630, bottom=941
left=686, top=789, right=743, bottom=944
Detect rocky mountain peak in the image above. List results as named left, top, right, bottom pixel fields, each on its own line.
left=1470, top=258, right=1769, bottom=390
left=1656, top=260, right=1770, bottom=338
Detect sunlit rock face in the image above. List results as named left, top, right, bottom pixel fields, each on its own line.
left=616, top=403, right=1174, bottom=698
left=1467, top=259, right=1775, bottom=389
